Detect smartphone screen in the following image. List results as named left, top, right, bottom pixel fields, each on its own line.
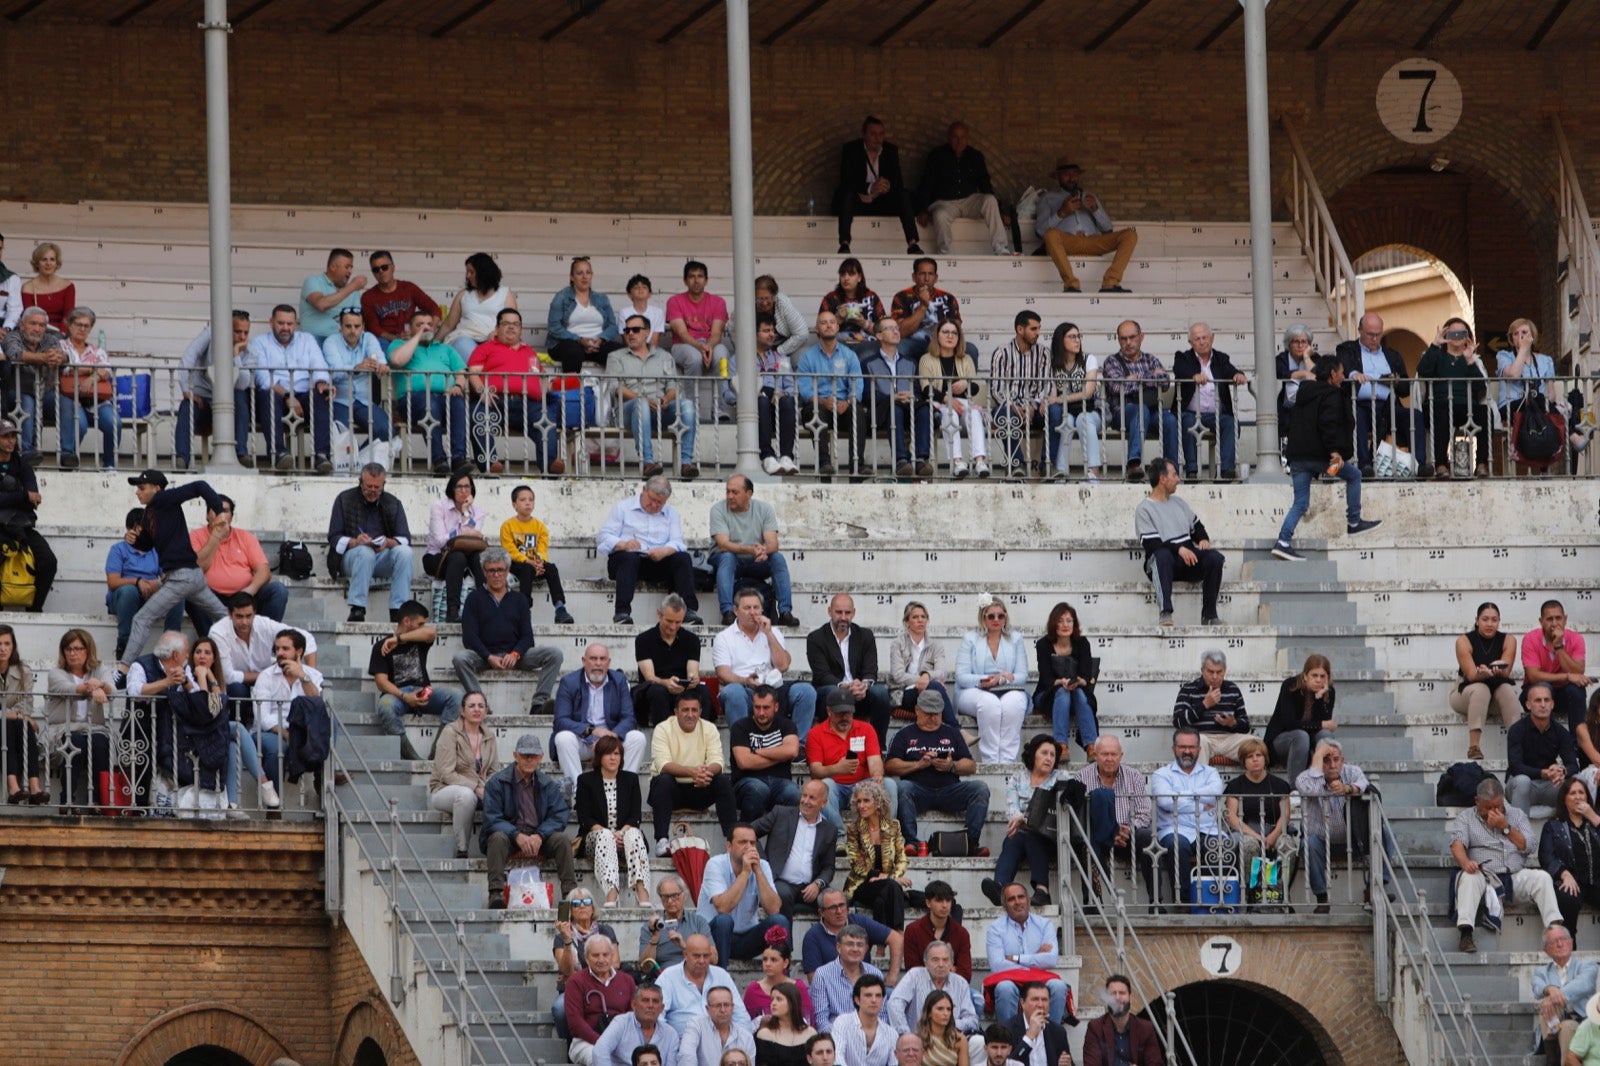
left=558, top=901, right=571, bottom=922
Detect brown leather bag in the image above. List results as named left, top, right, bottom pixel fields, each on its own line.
left=59, top=368, right=113, bottom=403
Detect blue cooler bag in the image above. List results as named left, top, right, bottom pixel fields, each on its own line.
left=115, top=372, right=152, bottom=419
left=1189, top=868, right=1241, bottom=914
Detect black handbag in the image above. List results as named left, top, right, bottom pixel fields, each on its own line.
left=928, top=830, right=969, bottom=857
left=1025, top=778, right=1087, bottom=835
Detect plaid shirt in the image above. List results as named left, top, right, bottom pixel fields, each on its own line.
left=1101, top=350, right=1171, bottom=404
left=990, top=340, right=1050, bottom=406
left=1074, top=763, right=1153, bottom=830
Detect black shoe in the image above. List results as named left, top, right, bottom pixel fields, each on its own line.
left=1030, top=887, right=1051, bottom=907
left=554, top=605, right=575, bottom=624
left=1201, top=616, right=1222, bottom=626
left=1457, top=927, right=1476, bottom=953
left=980, top=877, right=1003, bottom=906
left=431, top=460, right=452, bottom=475
left=838, top=242, right=851, bottom=254
left=1125, top=463, right=1144, bottom=482
left=684, top=612, right=705, bottom=626
left=488, top=895, right=507, bottom=910
left=1347, top=518, right=1382, bottom=535
left=1218, top=469, right=1238, bottom=482
left=347, top=607, right=366, bottom=623
left=58, top=453, right=80, bottom=470
left=315, top=454, right=334, bottom=474
left=721, top=610, right=737, bottom=626
left=907, top=242, right=924, bottom=255
left=776, top=612, right=801, bottom=628
left=612, top=613, right=633, bottom=625
left=1099, top=284, right=1131, bottom=294
left=1359, top=464, right=1375, bottom=478
left=1063, top=285, right=1081, bottom=294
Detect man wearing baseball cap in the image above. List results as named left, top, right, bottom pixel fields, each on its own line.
left=480, top=733, right=577, bottom=908
left=885, top=689, right=991, bottom=858
left=805, top=688, right=898, bottom=831
left=0, top=416, right=57, bottom=610
left=1033, top=158, right=1138, bottom=295
left=117, top=469, right=229, bottom=674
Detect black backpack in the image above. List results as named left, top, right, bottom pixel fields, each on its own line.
left=277, top=540, right=315, bottom=580
left=1436, top=762, right=1498, bottom=806
left=1514, top=395, right=1561, bottom=461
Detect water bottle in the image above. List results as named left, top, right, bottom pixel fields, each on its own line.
left=718, top=357, right=729, bottom=378
left=807, top=196, right=816, bottom=216
left=97, top=328, right=107, bottom=352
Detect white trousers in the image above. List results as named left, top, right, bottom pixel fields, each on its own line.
left=585, top=825, right=652, bottom=897
left=958, top=687, right=1028, bottom=763
left=1454, top=867, right=1564, bottom=929
left=940, top=405, right=989, bottom=461
left=928, top=194, right=1010, bottom=255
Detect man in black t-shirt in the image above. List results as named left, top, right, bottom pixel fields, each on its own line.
left=632, top=593, right=708, bottom=725
left=884, top=689, right=992, bottom=855
left=370, top=599, right=464, bottom=759
left=729, top=685, right=801, bottom=820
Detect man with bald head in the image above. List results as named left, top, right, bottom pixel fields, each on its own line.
left=1071, top=734, right=1154, bottom=905
left=1335, top=311, right=1413, bottom=476
left=551, top=642, right=648, bottom=792
left=565, top=934, right=636, bottom=1066
left=1171, top=322, right=1248, bottom=481
left=807, top=592, right=892, bottom=749
left=656, top=931, right=752, bottom=1037
left=918, top=121, right=1013, bottom=256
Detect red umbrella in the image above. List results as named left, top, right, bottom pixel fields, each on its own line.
left=669, top=821, right=711, bottom=904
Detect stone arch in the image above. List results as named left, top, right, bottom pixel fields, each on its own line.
left=116, top=1003, right=296, bottom=1066
left=334, top=999, right=410, bottom=1066
left=1148, top=977, right=1342, bottom=1066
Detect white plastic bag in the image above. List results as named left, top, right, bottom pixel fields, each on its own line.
left=176, top=783, right=228, bottom=820
left=506, top=864, right=555, bottom=910
left=331, top=421, right=357, bottom=474
left=357, top=437, right=393, bottom=471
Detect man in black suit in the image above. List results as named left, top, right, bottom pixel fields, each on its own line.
left=1335, top=311, right=1415, bottom=475
left=753, top=779, right=839, bottom=915
left=1005, top=982, right=1077, bottom=1066
left=1169, top=322, right=1248, bottom=482
left=835, top=115, right=923, bottom=256
left=806, top=593, right=893, bottom=749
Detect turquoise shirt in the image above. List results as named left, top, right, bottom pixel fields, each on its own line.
left=386, top=339, right=465, bottom=398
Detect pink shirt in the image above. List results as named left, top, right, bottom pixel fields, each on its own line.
left=666, top=291, right=728, bottom=343
left=189, top=525, right=269, bottom=596
left=1522, top=627, right=1587, bottom=676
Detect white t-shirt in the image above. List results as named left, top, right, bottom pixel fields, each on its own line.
left=618, top=302, right=667, bottom=338
left=711, top=624, right=786, bottom=687
left=568, top=301, right=605, bottom=340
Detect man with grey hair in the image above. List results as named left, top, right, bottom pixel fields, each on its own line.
left=551, top=642, right=649, bottom=791
left=175, top=308, right=254, bottom=470
left=886, top=941, right=983, bottom=1060
left=597, top=475, right=703, bottom=627
left=1532, top=923, right=1596, bottom=1064
left=1172, top=650, right=1251, bottom=765
left=1451, top=775, right=1565, bottom=952
left=1171, top=322, right=1248, bottom=481
left=0, top=304, right=65, bottom=461
left=634, top=593, right=707, bottom=726
left=326, top=462, right=414, bottom=624
left=639, top=874, right=713, bottom=971
left=812, top=923, right=884, bottom=1032
left=1335, top=310, right=1412, bottom=476
left=453, top=546, right=564, bottom=712
left=680, top=985, right=756, bottom=1066
left=480, top=733, right=576, bottom=907
left=566, top=933, right=635, bottom=1066
left=1296, top=739, right=1396, bottom=914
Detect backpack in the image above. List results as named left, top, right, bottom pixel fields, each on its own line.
left=0, top=543, right=36, bottom=608
left=1513, top=394, right=1562, bottom=462
left=1436, top=762, right=1498, bottom=806
left=277, top=540, right=315, bottom=580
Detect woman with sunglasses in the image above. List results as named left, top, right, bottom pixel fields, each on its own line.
left=1417, top=317, right=1490, bottom=478
left=552, top=886, right=619, bottom=1040
left=956, top=597, right=1030, bottom=763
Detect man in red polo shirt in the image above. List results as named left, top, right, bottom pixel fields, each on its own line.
left=467, top=307, right=562, bottom=474
left=805, top=688, right=899, bottom=832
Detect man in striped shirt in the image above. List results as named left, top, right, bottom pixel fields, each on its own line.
left=1172, top=650, right=1251, bottom=766
left=1072, top=735, right=1153, bottom=905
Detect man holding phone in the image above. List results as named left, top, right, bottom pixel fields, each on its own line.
left=1034, top=158, right=1137, bottom=295
left=806, top=689, right=899, bottom=831
left=634, top=594, right=706, bottom=726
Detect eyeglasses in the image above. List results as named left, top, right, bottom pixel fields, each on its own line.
left=984, top=612, right=1007, bottom=621
left=483, top=566, right=509, bottom=574
left=623, top=326, right=648, bottom=334
left=821, top=901, right=848, bottom=910
left=1062, top=332, right=1082, bottom=340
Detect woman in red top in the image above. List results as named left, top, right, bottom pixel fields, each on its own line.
left=21, top=242, right=75, bottom=331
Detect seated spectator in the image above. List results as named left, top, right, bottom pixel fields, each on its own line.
left=754, top=779, right=837, bottom=915
left=106, top=506, right=180, bottom=659
left=863, top=319, right=933, bottom=479
left=1524, top=600, right=1592, bottom=734
left=835, top=116, right=922, bottom=257
left=888, top=943, right=983, bottom=1062
left=700, top=823, right=789, bottom=963
left=914, top=990, right=974, bottom=1066
left=658, top=933, right=753, bottom=1037
left=1418, top=317, right=1491, bottom=479
left=751, top=976, right=817, bottom=1052
left=43, top=628, right=116, bottom=805
left=806, top=594, right=889, bottom=747
left=918, top=320, right=988, bottom=478
left=902, top=880, right=974, bottom=985
left=1043, top=322, right=1103, bottom=483
left=440, top=252, right=517, bottom=361
left=609, top=312, right=699, bottom=480
left=548, top=256, right=622, bottom=373
left=1034, top=601, right=1097, bottom=758
left=1509, top=684, right=1580, bottom=815
left=175, top=309, right=254, bottom=469
left=986, top=887, right=1071, bottom=1024
left=1296, top=740, right=1396, bottom=914
left=1222, top=737, right=1293, bottom=895
left=1173, top=649, right=1251, bottom=766
left=596, top=475, right=704, bottom=626
left=1081, top=974, right=1163, bottom=1066
left=1335, top=313, right=1413, bottom=476
left=650, top=689, right=736, bottom=852
left=636, top=594, right=706, bottom=726
left=1263, top=654, right=1336, bottom=780
left=753, top=275, right=812, bottom=359
left=1276, top=322, right=1318, bottom=455
left=452, top=547, right=564, bottom=712
left=982, top=734, right=1068, bottom=907
left=429, top=691, right=496, bottom=858
left=1532, top=925, right=1596, bottom=1066
left=552, top=643, right=649, bottom=792
left=715, top=587, right=816, bottom=730
left=595, top=1006, right=676, bottom=1066
left=796, top=312, right=869, bottom=479
left=184, top=634, right=275, bottom=813
left=322, top=308, right=393, bottom=451
left=843, top=779, right=912, bottom=929
left=1150, top=727, right=1222, bottom=905
left=192, top=494, right=289, bottom=623
left=565, top=934, right=636, bottom=1066
left=732, top=687, right=802, bottom=822
left=710, top=476, right=798, bottom=629
left=500, top=483, right=573, bottom=624
left=210, top=592, right=321, bottom=739
left=888, top=601, right=956, bottom=727
left=1034, top=158, right=1136, bottom=294
left=360, top=250, right=438, bottom=345
left=467, top=307, right=556, bottom=474
left=807, top=690, right=898, bottom=831
left=371, top=599, right=462, bottom=762
left=1541, top=779, right=1600, bottom=942
left=248, top=304, right=335, bottom=473
left=0, top=625, right=45, bottom=805
left=918, top=123, right=1011, bottom=256
left=1496, top=317, right=1559, bottom=467
left=249, top=628, right=327, bottom=793
left=480, top=734, right=576, bottom=909
left=667, top=260, right=731, bottom=424
left=20, top=241, right=74, bottom=332
left=887, top=690, right=989, bottom=858
left=1450, top=601, right=1522, bottom=761
left=1135, top=459, right=1224, bottom=626
left=327, top=462, right=415, bottom=624
left=810, top=924, right=885, bottom=1032
left=0, top=308, right=65, bottom=461
left=722, top=313, right=799, bottom=475
left=1103, top=322, right=1182, bottom=482
left=1170, top=323, right=1246, bottom=481
left=955, top=597, right=1030, bottom=764
left=425, top=469, right=489, bottom=625
left=577, top=733, right=652, bottom=907
left=831, top=977, right=898, bottom=1066
left=1449, top=776, right=1563, bottom=953
left=640, top=873, right=713, bottom=973
left=1072, top=735, right=1154, bottom=906
left=553, top=889, right=621, bottom=1038
left=388, top=309, right=470, bottom=475
left=991, top=311, right=1050, bottom=477
left=890, top=259, right=978, bottom=362
left=1271, top=356, right=1381, bottom=563
left=56, top=306, right=121, bottom=472
left=621, top=274, right=667, bottom=350
left=802, top=889, right=903, bottom=985
left=819, top=259, right=883, bottom=351
left=683, top=986, right=757, bottom=1066
left=299, top=247, right=366, bottom=342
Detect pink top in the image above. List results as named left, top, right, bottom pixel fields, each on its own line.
left=665, top=291, right=728, bottom=343
left=743, top=976, right=816, bottom=1027
left=23, top=284, right=75, bottom=331
left=1522, top=627, right=1587, bottom=676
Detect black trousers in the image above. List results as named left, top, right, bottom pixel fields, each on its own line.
left=510, top=559, right=567, bottom=608
left=633, top=681, right=713, bottom=726
left=835, top=187, right=919, bottom=246
left=424, top=549, right=486, bottom=622
left=1555, top=879, right=1600, bottom=944
left=10, top=529, right=57, bottom=612
left=606, top=550, right=699, bottom=616
left=549, top=338, right=624, bottom=374
left=852, top=876, right=908, bottom=929
left=648, top=771, right=735, bottom=840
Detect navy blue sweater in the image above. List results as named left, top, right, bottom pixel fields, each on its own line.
left=461, top=586, right=534, bottom=659
left=135, top=481, right=224, bottom=572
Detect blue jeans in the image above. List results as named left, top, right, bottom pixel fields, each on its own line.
left=1180, top=411, right=1236, bottom=475
left=897, top=680, right=959, bottom=730
left=992, top=978, right=1069, bottom=1026
left=333, top=399, right=393, bottom=442
left=376, top=684, right=464, bottom=735
left=821, top=777, right=900, bottom=832
left=896, top=778, right=990, bottom=847
left=1306, top=823, right=1397, bottom=895
left=1117, top=401, right=1179, bottom=468
left=175, top=389, right=257, bottom=463
left=285, top=390, right=334, bottom=457
left=709, top=913, right=789, bottom=964
left=1046, top=406, right=1103, bottom=470
left=734, top=775, right=801, bottom=821
left=1276, top=459, right=1362, bottom=544
left=709, top=551, right=792, bottom=614
left=472, top=393, right=553, bottom=467
left=1048, top=686, right=1098, bottom=749
left=621, top=396, right=697, bottom=463
left=721, top=681, right=816, bottom=739
left=60, top=399, right=120, bottom=466
left=108, top=585, right=183, bottom=659
left=403, top=390, right=469, bottom=466
left=341, top=544, right=416, bottom=610
left=225, top=721, right=266, bottom=805
left=14, top=391, right=42, bottom=456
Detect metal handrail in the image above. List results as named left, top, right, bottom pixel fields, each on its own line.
left=1281, top=119, right=1365, bottom=339
left=1554, top=115, right=1600, bottom=380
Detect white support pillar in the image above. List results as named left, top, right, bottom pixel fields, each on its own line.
left=201, top=0, right=241, bottom=471
left=1242, top=0, right=1279, bottom=480
left=726, top=0, right=760, bottom=477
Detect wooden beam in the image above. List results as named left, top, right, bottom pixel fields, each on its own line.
left=230, top=0, right=279, bottom=28
left=541, top=0, right=606, bottom=42
left=980, top=0, right=1045, bottom=48
left=328, top=0, right=397, bottom=34
left=657, top=0, right=719, bottom=44
left=1526, top=0, right=1571, bottom=50
left=871, top=0, right=938, bottom=46
left=763, top=0, right=833, bottom=45
left=1085, top=0, right=1155, bottom=52
left=108, top=0, right=160, bottom=28
left=1413, top=0, right=1465, bottom=50
left=4, top=0, right=50, bottom=22
left=432, top=0, right=499, bottom=38
left=1306, top=0, right=1360, bottom=50
left=1194, top=5, right=1240, bottom=51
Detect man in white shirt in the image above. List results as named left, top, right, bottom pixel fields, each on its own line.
left=246, top=304, right=335, bottom=472
left=1150, top=726, right=1223, bottom=908
left=753, top=779, right=839, bottom=914
left=591, top=983, right=679, bottom=1066
left=596, top=474, right=704, bottom=626
left=886, top=942, right=983, bottom=1061
left=830, top=973, right=898, bottom=1066
left=713, top=587, right=817, bottom=734
left=680, top=986, right=756, bottom=1066
left=656, top=933, right=752, bottom=1037
left=209, top=591, right=319, bottom=701
left=250, top=628, right=327, bottom=791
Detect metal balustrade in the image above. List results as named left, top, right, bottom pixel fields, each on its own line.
left=1282, top=119, right=1364, bottom=341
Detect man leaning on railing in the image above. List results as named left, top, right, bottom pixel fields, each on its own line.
left=1295, top=739, right=1396, bottom=914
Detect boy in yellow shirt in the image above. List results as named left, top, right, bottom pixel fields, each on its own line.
left=498, top=484, right=574, bottom=624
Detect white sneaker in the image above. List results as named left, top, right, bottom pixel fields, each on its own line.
left=952, top=460, right=969, bottom=479
left=259, top=780, right=281, bottom=809
left=975, top=458, right=992, bottom=478
left=762, top=456, right=781, bottom=475
left=225, top=804, right=249, bottom=821
left=655, top=837, right=672, bottom=857
left=779, top=455, right=799, bottom=474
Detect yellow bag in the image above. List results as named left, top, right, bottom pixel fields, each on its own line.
left=0, top=544, right=36, bottom=608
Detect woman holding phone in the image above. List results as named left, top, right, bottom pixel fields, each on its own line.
left=1448, top=602, right=1520, bottom=761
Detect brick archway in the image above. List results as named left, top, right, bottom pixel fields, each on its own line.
left=115, top=1003, right=297, bottom=1066
left=334, top=999, right=413, bottom=1066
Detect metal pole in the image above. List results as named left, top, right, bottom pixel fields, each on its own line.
left=1242, top=0, right=1279, bottom=480
left=201, top=0, right=241, bottom=471
left=726, top=0, right=760, bottom=477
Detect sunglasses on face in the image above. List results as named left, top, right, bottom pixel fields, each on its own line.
left=985, top=612, right=1006, bottom=621
left=570, top=897, right=594, bottom=906
left=624, top=326, right=648, bottom=334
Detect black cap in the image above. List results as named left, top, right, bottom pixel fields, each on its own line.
left=128, top=469, right=168, bottom=488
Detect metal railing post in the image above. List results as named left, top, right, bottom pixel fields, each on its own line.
left=1371, top=796, right=1389, bottom=1001
left=388, top=796, right=405, bottom=1006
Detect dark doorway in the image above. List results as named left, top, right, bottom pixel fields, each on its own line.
left=1143, top=980, right=1331, bottom=1066
left=164, top=1047, right=253, bottom=1066
left=353, top=1036, right=389, bottom=1066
